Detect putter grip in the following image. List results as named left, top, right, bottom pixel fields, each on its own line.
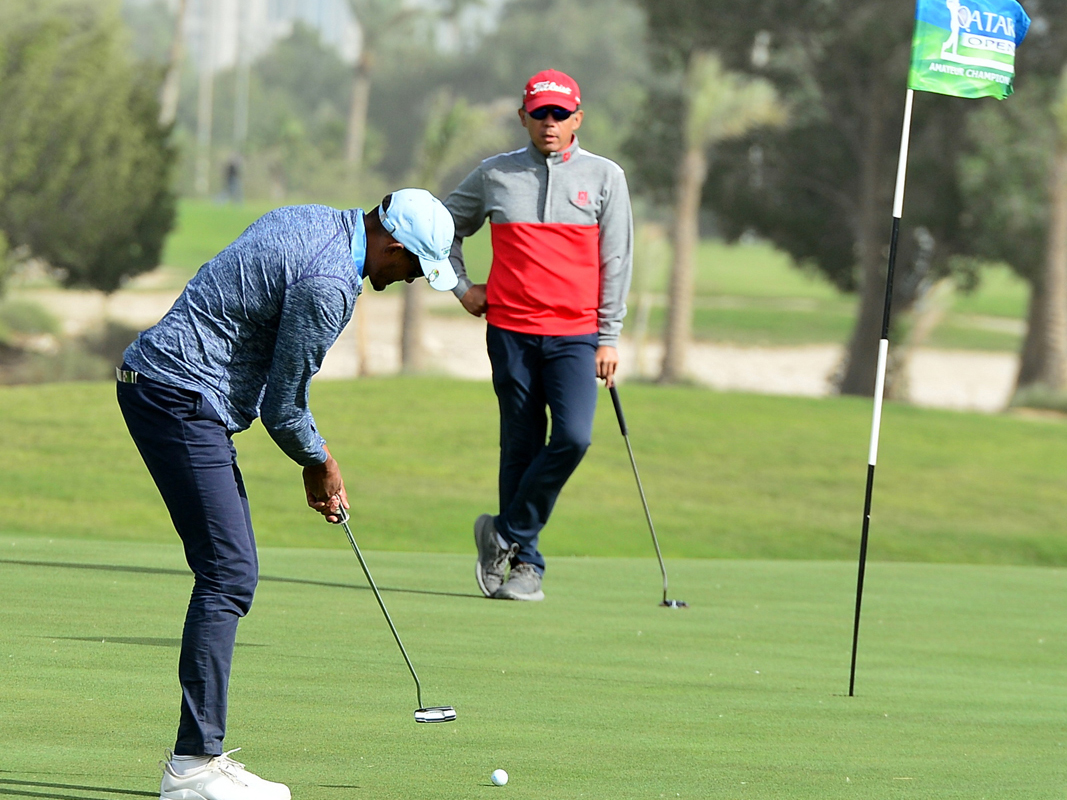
left=609, top=385, right=628, bottom=436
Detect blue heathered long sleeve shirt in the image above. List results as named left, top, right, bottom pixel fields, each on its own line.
left=123, top=205, right=366, bottom=467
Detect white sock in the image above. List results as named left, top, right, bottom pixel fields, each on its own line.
left=169, top=755, right=212, bottom=776
left=496, top=532, right=509, bottom=549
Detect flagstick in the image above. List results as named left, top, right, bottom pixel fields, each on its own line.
left=849, top=88, right=915, bottom=697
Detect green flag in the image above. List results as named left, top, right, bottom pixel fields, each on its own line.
left=908, top=0, right=1031, bottom=99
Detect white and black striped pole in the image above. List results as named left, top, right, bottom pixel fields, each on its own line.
left=849, top=88, right=915, bottom=697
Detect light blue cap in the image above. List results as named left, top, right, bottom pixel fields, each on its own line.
left=379, top=188, right=458, bottom=292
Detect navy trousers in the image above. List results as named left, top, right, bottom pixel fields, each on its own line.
left=487, top=325, right=599, bottom=574
left=117, top=374, right=258, bottom=756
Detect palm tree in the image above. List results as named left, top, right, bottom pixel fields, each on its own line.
left=158, top=0, right=188, bottom=128
left=343, top=0, right=476, bottom=174
left=660, top=51, right=785, bottom=382
left=342, top=0, right=406, bottom=173
left=400, top=91, right=512, bottom=372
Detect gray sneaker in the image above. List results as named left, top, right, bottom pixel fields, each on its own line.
left=492, top=562, right=544, bottom=601
left=475, top=514, right=517, bottom=597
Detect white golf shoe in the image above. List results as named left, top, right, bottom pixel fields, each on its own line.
left=160, top=750, right=291, bottom=800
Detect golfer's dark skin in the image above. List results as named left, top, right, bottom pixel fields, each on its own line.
left=303, top=205, right=424, bottom=524
left=458, top=104, right=619, bottom=387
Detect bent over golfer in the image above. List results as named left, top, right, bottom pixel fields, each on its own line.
left=445, top=69, right=634, bottom=601
left=117, top=189, right=457, bottom=800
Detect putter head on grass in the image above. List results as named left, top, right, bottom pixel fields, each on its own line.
left=661, top=599, right=688, bottom=609
left=414, top=705, right=456, bottom=723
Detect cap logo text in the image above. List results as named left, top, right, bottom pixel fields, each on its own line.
left=530, top=81, right=573, bottom=96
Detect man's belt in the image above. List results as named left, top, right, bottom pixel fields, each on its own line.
left=116, top=367, right=140, bottom=383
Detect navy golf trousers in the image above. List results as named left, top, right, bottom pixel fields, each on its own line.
left=487, top=326, right=599, bottom=574
left=117, top=372, right=258, bottom=756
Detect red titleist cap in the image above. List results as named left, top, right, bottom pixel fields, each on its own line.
left=523, top=70, right=581, bottom=112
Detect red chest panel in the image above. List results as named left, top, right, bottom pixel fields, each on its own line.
left=487, top=222, right=600, bottom=336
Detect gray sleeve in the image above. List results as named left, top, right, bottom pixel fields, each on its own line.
left=260, top=276, right=351, bottom=466
left=597, top=166, right=634, bottom=347
left=444, top=166, right=488, bottom=300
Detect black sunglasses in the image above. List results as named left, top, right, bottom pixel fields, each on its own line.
left=527, top=106, right=573, bottom=121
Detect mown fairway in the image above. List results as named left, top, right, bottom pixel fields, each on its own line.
left=2, top=378, right=1067, bottom=565
left=2, top=536, right=1065, bottom=800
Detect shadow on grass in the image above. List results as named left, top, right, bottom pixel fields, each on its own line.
left=0, top=777, right=155, bottom=800
left=43, top=637, right=266, bottom=648
left=0, top=559, right=482, bottom=600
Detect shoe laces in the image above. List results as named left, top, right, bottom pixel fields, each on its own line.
left=212, top=749, right=251, bottom=785
left=492, top=542, right=518, bottom=572
left=160, top=749, right=250, bottom=786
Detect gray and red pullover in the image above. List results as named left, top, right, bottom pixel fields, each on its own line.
left=444, top=137, right=634, bottom=347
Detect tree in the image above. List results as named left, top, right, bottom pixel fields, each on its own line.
left=936, top=2, right=1067, bottom=405
left=1036, top=69, right=1067, bottom=397
left=365, top=0, right=651, bottom=182
left=239, top=22, right=354, bottom=198
left=343, top=0, right=476, bottom=176
left=958, top=69, right=1067, bottom=406
left=633, top=0, right=976, bottom=397
left=399, top=92, right=512, bottom=372
left=157, top=0, right=188, bottom=127
left=660, top=51, right=784, bottom=382
left=0, top=0, right=177, bottom=293
left=343, top=0, right=402, bottom=173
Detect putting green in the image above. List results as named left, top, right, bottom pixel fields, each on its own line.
left=2, top=535, right=1064, bottom=799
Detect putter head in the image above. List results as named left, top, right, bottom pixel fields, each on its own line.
left=415, top=706, right=456, bottom=723
left=661, top=599, right=688, bottom=609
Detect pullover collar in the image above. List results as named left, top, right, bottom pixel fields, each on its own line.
left=527, top=135, right=581, bottom=166
left=348, top=209, right=366, bottom=295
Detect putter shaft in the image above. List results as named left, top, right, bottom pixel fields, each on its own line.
left=609, top=385, right=686, bottom=608
left=621, top=431, right=670, bottom=603
left=335, top=510, right=425, bottom=710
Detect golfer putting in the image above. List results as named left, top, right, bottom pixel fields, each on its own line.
left=116, top=189, right=456, bottom=800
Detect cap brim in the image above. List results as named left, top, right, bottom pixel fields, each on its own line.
left=420, top=256, right=458, bottom=292
left=525, top=95, right=579, bottom=113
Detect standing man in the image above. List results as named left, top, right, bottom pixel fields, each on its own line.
left=117, top=190, right=456, bottom=800
left=445, top=69, right=634, bottom=602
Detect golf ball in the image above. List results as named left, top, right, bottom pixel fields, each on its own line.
left=491, top=769, right=508, bottom=786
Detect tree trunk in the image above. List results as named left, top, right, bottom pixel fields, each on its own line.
left=660, top=146, right=706, bottom=383
left=357, top=302, right=370, bottom=376
left=1015, top=276, right=1047, bottom=388
left=837, top=87, right=893, bottom=398
left=633, top=222, right=666, bottom=378
left=400, top=281, right=424, bottom=373
left=158, top=0, right=188, bottom=128
left=194, top=1, right=216, bottom=197
left=344, top=51, right=373, bottom=171
left=1014, top=145, right=1067, bottom=397
left=1040, top=145, right=1067, bottom=388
